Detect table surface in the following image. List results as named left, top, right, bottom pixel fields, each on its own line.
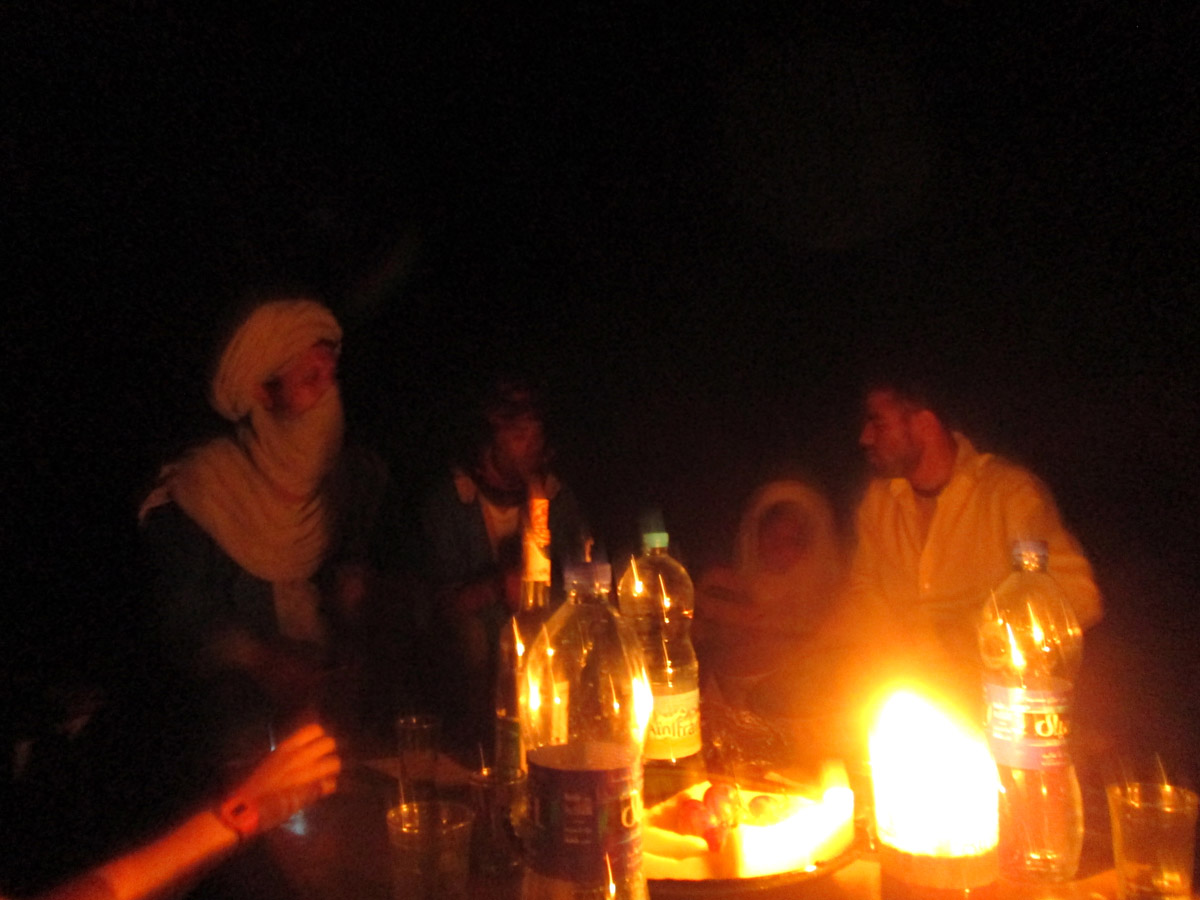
left=243, top=756, right=1188, bottom=900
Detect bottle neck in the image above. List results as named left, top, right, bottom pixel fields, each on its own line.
left=570, top=586, right=612, bottom=606
left=520, top=578, right=550, bottom=613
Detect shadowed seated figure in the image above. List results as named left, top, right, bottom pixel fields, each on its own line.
left=420, top=378, right=586, bottom=750
left=696, top=478, right=848, bottom=709
left=139, top=296, right=386, bottom=773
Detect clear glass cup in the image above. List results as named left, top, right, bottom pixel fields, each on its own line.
left=1107, top=782, right=1198, bottom=900
left=395, top=713, right=440, bottom=803
left=387, top=800, right=475, bottom=900
left=469, top=766, right=527, bottom=875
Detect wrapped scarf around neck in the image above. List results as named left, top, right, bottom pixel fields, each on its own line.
left=159, top=387, right=344, bottom=583
left=141, top=299, right=344, bottom=643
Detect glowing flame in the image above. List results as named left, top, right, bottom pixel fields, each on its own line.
left=740, top=763, right=855, bottom=877
left=641, top=762, right=855, bottom=881
left=870, top=690, right=999, bottom=858
left=630, top=557, right=644, bottom=595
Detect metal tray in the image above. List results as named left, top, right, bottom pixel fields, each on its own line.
left=648, top=839, right=860, bottom=900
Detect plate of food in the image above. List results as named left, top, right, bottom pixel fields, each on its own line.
left=644, top=761, right=859, bottom=899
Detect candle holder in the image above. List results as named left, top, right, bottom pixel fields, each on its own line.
left=879, top=843, right=998, bottom=900
left=869, top=691, right=1001, bottom=900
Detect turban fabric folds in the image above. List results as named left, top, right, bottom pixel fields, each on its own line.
left=211, top=299, right=342, bottom=422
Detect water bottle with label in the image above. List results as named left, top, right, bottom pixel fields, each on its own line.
left=617, top=512, right=702, bottom=784
left=520, top=557, right=653, bottom=900
left=978, top=540, right=1085, bottom=882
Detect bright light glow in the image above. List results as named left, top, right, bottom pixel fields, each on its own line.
left=641, top=762, right=855, bottom=880
left=739, top=781, right=855, bottom=877
left=870, top=690, right=999, bottom=857
left=632, top=666, right=655, bottom=740
left=1006, top=622, right=1025, bottom=671
left=526, top=665, right=569, bottom=743
left=527, top=671, right=543, bottom=715
left=1027, top=601, right=1045, bottom=649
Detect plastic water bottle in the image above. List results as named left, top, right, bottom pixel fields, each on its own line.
left=495, top=492, right=553, bottom=775
left=978, top=540, right=1085, bottom=882
left=616, top=513, right=702, bottom=774
left=520, top=557, right=653, bottom=900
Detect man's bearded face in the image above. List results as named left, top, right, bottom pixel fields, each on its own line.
left=860, top=389, right=922, bottom=479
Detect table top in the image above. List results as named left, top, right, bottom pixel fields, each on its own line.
left=240, top=756, right=1183, bottom=900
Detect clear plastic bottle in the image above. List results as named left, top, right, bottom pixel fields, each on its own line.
left=495, top=492, right=553, bottom=775
left=978, top=540, right=1085, bottom=882
left=616, top=515, right=701, bottom=770
left=520, top=558, right=653, bottom=900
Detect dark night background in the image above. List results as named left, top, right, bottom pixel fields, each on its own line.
left=4, top=0, right=1198, bottom=788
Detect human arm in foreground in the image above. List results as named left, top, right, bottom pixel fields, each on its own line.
left=32, top=723, right=340, bottom=900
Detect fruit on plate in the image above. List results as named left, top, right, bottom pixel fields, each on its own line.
left=642, top=761, right=855, bottom=881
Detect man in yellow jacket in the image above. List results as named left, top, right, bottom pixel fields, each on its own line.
left=840, top=374, right=1102, bottom=707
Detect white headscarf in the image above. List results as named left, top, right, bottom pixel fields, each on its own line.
left=733, top=479, right=845, bottom=635
left=141, top=299, right=344, bottom=644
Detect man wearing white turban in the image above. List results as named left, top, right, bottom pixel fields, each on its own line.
left=140, top=297, right=375, bottom=762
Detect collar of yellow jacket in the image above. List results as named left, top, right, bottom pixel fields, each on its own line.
left=887, top=431, right=986, bottom=500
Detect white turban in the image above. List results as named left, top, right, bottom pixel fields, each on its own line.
left=140, top=298, right=346, bottom=645
left=210, top=299, right=342, bottom=422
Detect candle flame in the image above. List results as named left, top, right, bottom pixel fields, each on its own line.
left=870, top=689, right=999, bottom=858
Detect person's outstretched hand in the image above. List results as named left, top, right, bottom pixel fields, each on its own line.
left=224, top=723, right=342, bottom=836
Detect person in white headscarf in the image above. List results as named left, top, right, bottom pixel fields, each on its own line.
left=695, top=479, right=848, bottom=707
left=140, top=297, right=381, bottom=761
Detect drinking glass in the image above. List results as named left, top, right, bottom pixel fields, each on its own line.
left=1107, top=781, right=1198, bottom=900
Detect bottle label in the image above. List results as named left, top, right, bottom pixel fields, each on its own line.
left=523, top=497, right=552, bottom=584
left=523, top=534, right=551, bottom=584
left=526, top=744, right=644, bottom=887
left=529, top=496, right=550, bottom=541
left=984, top=683, right=1072, bottom=769
left=645, top=689, right=702, bottom=761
